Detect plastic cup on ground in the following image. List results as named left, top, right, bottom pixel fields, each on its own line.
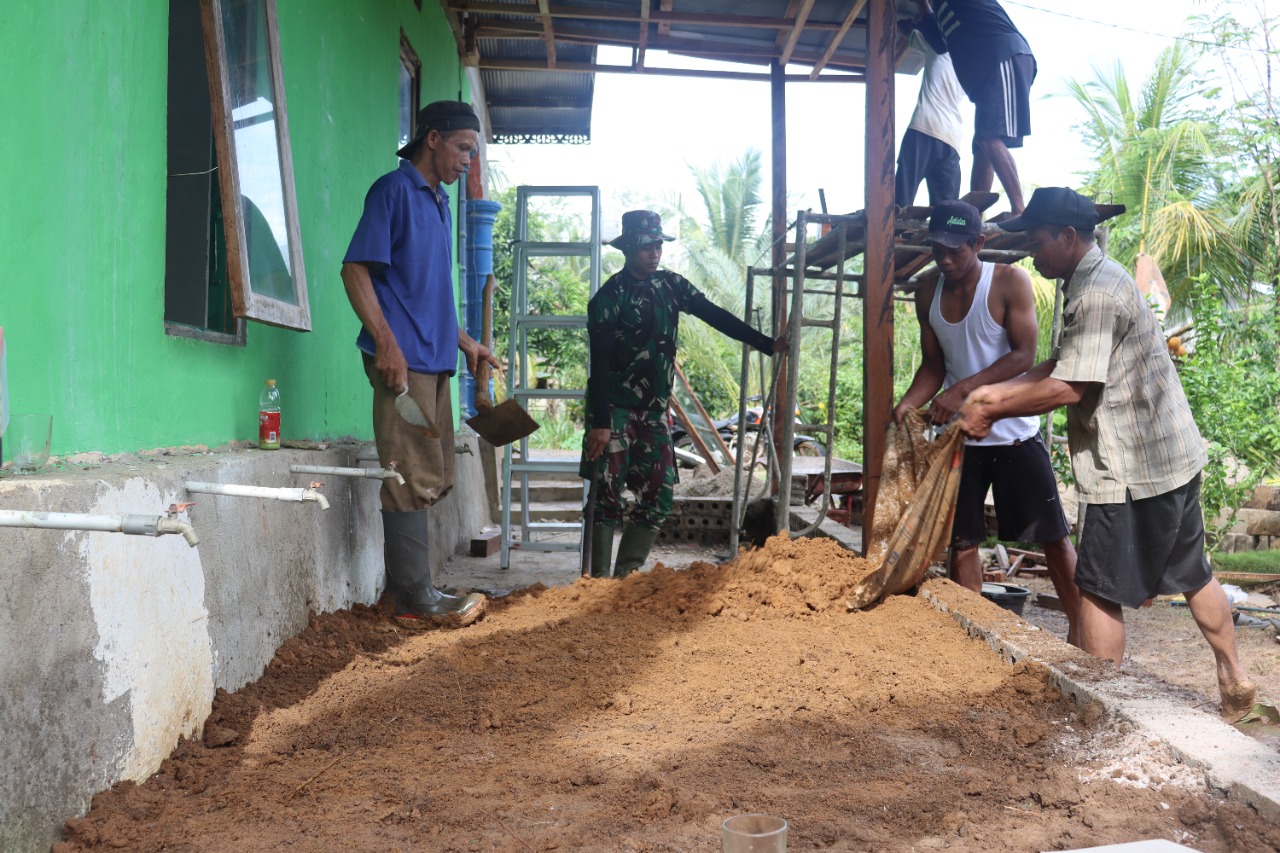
left=722, top=813, right=787, bottom=853
left=5, top=414, right=52, bottom=474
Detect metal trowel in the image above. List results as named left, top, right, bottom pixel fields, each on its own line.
left=395, top=385, right=439, bottom=438
left=466, top=362, right=539, bottom=446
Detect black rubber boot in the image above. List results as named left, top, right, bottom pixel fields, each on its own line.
left=613, top=523, right=660, bottom=578
left=382, top=510, right=485, bottom=627
left=590, top=523, right=615, bottom=578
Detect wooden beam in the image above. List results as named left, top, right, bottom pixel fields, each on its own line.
left=638, top=0, right=650, bottom=69
left=861, top=0, right=895, bottom=553
left=809, top=0, right=865, bottom=80
left=536, top=0, right=557, bottom=68
left=448, top=1, right=846, bottom=31
left=658, top=0, right=672, bottom=36
left=436, top=0, right=469, bottom=61
left=770, top=60, right=788, bottom=530
left=779, top=0, right=817, bottom=66
left=476, top=57, right=864, bottom=83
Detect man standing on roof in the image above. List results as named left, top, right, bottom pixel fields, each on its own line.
left=341, top=101, right=496, bottom=629
left=916, top=0, right=1035, bottom=214
left=895, top=18, right=966, bottom=207
left=582, top=211, right=788, bottom=579
left=893, top=200, right=1081, bottom=644
left=957, top=187, right=1256, bottom=721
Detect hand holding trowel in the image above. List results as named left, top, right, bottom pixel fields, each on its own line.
left=395, top=384, right=439, bottom=438
left=464, top=275, right=539, bottom=446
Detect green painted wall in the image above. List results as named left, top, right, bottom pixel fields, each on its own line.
left=0, top=0, right=469, bottom=456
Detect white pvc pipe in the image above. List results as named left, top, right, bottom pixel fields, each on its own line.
left=0, top=510, right=200, bottom=547
left=289, top=464, right=405, bottom=486
left=185, top=481, right=330, bottom=511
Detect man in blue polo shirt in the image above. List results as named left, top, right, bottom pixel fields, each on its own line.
left=341, top=100, right=495, bottom=629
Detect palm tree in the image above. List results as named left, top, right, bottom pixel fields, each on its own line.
left=1065, top=42, right=1250, bottom=307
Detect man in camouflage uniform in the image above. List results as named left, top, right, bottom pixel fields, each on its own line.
left=582, top=210, right=787, bottom=578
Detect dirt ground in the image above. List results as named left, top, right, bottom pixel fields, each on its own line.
left=1014, top=573, right=1280, bottom=722
left=55, top=536, right=1279, bottom=852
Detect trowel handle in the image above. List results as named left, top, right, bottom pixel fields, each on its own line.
left=474, top=361, right=494, bottom=413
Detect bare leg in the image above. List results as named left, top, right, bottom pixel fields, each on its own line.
left=1184, top=578, right=1255, bottom=720
left=971, top=144, right=995, bottom=193
left=1079, top=590, right=1125, bottom=664
left=1042, top=536, right=1081, bottom=647
left=973, top=136, right=1025, bottom=213
left=951, top=545, right=983, bottom=593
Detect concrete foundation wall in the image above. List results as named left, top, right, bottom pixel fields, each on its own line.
left=0, top=437, right=489, bottom=851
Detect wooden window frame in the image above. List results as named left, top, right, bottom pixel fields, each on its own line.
left=199, top=0, right=311, bottom=331
left=400, top=31, right=422, bottom=152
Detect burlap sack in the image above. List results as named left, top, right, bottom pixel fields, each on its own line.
left=848, top=409, right=964, bottom=609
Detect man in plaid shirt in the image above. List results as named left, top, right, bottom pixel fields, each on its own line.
left=956, top=187, right=1256, bottom=723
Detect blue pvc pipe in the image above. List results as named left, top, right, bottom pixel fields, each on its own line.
left=461, top=199, right=502, bottom=418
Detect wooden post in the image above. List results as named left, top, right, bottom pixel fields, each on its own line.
left=862, top=0, right=895, bottom=552
left=770, top=59, right=788, bottom=498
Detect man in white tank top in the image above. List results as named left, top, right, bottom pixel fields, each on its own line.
left=893, top=200, right=1082, bottom=645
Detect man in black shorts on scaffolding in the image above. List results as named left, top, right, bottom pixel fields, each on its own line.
left=917, top=0, right=1036, bottom=214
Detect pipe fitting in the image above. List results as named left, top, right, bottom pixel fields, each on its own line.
left=0, top=510, right=200, bottom=548
left=185, top=481, right=330, bottom=511
left=289, top=464, right=405, bottom=486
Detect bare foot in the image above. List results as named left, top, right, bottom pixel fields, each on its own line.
left=1220, top=677, right=1257, bottom=723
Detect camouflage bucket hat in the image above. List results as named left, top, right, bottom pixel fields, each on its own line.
left=609, top=210, right=676, bottom=251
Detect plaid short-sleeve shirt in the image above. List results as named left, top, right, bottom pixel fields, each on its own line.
left=1050, top=246, right=1206, bottom=503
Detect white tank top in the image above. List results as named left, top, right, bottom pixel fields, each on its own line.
left=929, top=262, right=1040, bottom=446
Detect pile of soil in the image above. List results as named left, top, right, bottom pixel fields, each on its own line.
left=57, top=536, right=1277, bottom=852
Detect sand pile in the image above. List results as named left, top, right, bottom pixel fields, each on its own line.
left=55, top=537, right=1277, bottom=853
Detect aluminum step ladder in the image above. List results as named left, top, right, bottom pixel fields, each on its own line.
left=500, top=186, right=602, bottom=569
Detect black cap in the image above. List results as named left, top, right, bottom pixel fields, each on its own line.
left=396, top=100, right=481, bottom=159
left=928, top=199, right=983, bottom=248
left=998, top=187, right=1100, bottom=233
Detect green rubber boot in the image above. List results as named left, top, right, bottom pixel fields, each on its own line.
left=613, top=524, right=660, bottom=578
left=590, top=523, right=615, bottom=579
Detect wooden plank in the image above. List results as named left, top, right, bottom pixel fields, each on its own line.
left=449, top=1, right=847, bottom=30
left=476, top=58, right=863, bottom=82
left=778, top=0, right=817, bottom=66
left=637, top=0, right=650, bottom=68
left=809, top=0, right=866, bottom=79
left=674, top=362, right=734, bottom=465
left=669, top=395, right=720, bottom=475
left=860, top=0, right=895, bottom=551
left=537, top=0, right=557, bottom=68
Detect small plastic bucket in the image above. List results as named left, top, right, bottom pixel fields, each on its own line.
left=980, top=582, right=1031, bottom=616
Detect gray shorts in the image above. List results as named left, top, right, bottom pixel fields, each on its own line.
left=1075, top=473, right=1212, bottom=608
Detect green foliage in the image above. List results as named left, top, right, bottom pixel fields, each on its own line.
left=1209, top=549, right=1280, bottom=575
left=1178, top=277, right=1280, bottom=549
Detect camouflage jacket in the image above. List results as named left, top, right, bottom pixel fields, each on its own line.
left=586, top=269, right=705, bottom=426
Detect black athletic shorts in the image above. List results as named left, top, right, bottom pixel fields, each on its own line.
left=951, top=434, right=1069, bottom=549
left=895, top=129, right=962, bottom=207
left=971, top=53, right=1035, bottom=148
left=1075, top=473, right=1213, bottom=609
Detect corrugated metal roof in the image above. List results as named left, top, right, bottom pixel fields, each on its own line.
left=441, top=1, right=921, bottom=144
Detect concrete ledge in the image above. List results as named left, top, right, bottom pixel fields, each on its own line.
left=789, top=505, right=863, bottom=552
left=0, top=436, right=489, bottom=851
left=919, top=579, right=1280, bottom=824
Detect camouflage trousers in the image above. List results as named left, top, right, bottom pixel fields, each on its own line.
left=580, top=407, right=676, bottom=531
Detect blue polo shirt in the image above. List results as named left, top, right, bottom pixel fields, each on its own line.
left=344, top=159, right=459, bottom=375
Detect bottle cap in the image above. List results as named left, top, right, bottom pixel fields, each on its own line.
left=266, top=379, right=276, bottom=386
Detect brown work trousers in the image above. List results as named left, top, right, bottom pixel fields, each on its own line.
left=363, top=354, right=455, bottom=512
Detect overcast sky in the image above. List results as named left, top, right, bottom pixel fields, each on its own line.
left=488, top=0, right=1243, bottom=245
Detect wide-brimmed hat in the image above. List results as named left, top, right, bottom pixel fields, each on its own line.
left=928, top=199, right=983, bottom=248
left=396, top=100, right=481, bottom=159
left=608, top=210, right=676, bottom=251
left=999, top=187, right=1100, bottom=233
